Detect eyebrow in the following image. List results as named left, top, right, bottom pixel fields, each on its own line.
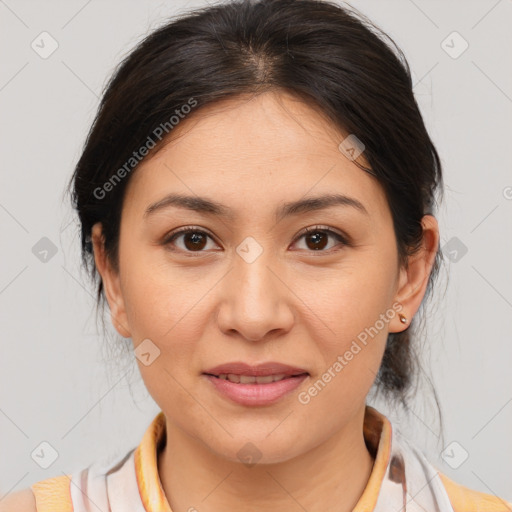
left=143, top=192, right=369, bottom=222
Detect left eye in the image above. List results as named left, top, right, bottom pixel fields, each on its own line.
left=293, top=226, right=348, bottom=252
left=163, top=226, right=347, bottom=254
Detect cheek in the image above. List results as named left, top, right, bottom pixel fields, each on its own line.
left=120, top=244, right=201, bottom=338
left=297, top=250, right=396, bottom=398
left=123, top=275, right=206, bottom=365
left=119, top=249, right=224, bottom=389
left=299, top=287, right=390, bottom=421
left=299, top=251, right=397, bottom=345
left=121, top=259, right=208, bottom=414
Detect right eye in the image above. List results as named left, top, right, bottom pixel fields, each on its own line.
left=163, top=227, right=220, bottom=254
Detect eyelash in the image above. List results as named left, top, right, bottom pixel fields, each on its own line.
left=162, top=225, right=350, bottom=256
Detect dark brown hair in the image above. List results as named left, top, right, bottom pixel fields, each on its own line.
left=67, top=0, right=445, bottom=423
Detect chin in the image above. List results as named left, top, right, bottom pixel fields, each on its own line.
left=205, top=431, right=308, bottom=467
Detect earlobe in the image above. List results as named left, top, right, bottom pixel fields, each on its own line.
left=91, top=222, right=131, bottom=338
left=390, top=215, right=440, bottom=333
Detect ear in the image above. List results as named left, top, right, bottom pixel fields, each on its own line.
left=389, top=215, right=440, bottom=333
left=91, top=222, right=131, bottom=338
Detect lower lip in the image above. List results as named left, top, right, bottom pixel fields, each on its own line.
left=203, top=374, right=309, bottom=406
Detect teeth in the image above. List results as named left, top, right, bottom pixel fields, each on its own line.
left=217, top=373, right=289, bottom=384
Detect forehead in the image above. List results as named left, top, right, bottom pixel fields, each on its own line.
left=155, top=90, right=356, bottom=165
left=123, top=90, right=389, bottom=222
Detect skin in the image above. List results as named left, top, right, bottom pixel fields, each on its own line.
left=91, top=89, right=439, bottom=512
left=0, top=489, right=36, bottom=512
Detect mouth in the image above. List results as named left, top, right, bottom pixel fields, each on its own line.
left=203, top=361, right=309, bottom=380
left=204, top=373, right=308, bottom=384
left=202, top=361, right=310, bottom=406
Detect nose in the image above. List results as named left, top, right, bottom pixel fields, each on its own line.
left=216, top=248, right=295, bottom=342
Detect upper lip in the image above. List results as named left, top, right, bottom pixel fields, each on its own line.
left=203, top=362, right=309, bottom=377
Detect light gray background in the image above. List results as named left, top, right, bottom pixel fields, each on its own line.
left=1, top=0, right=511, bottom=504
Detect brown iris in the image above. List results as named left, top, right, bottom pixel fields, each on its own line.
left=183, top=232, right=208, bottom=251
left=304, top=230, right=329, bottom=251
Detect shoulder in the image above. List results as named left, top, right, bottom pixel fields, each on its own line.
left=439, top=472, right=512, bottom=512
left=0, top=487, right=37, bottom=512
left=0, top=475, right=74, bottom=512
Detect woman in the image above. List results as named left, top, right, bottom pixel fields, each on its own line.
left=4, top=0, right=510, bottom=510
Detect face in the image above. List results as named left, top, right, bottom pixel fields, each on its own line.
left=92, top=90, right=438, bottom=464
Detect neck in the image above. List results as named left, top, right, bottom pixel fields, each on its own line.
left=158, top=405, right=375, bottom=512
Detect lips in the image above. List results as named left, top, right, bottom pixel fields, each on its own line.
left=203, top=361, right=309, bottom=379
left=202, top=362, right=310, bottom=406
